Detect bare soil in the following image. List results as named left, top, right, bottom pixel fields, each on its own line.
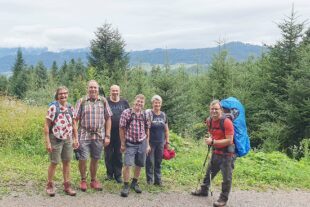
left=1, top=189, right=309, bottom=207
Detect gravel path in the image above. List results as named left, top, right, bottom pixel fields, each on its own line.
left=1, top=189, right=309, bottom=207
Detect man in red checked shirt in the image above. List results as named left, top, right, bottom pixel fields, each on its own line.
left=75, top=80, right=112, bottom=192
left=192, top=99, right=235, bottom=207
left=119, top=94, right=151, bottom=197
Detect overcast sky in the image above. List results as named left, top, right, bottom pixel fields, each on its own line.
left=0, top=0, right=309, bottom=51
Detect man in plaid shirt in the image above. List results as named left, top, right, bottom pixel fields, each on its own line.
left=75, top=80, right=112, bottom=191
left=119, top=94, right=151, bottom=197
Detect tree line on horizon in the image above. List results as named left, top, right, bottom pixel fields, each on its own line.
left=0, top=10, right=309, bottom=159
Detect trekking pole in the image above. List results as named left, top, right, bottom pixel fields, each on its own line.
left=195, top=143, right=212, bottom=192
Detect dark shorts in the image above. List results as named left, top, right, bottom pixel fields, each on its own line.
left=49, top=134, right=73, bottom=164
left=124, top=139, right=147, bottom=167
left=78, top=139, right=103, bottom=160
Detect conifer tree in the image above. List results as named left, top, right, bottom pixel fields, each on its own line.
left=89, top=23, right=128, bottom=83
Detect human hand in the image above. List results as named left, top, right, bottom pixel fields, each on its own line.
left=204, top=134, right=213, bottom=146
left=120, top=144, right=126, bottom=153
left=46, top=142, right=53, bottom=153
left=104, top=137, right=110, bottom=147
left=73, top=139, right=79, bottom=149
left=147, top=145, right=151, bottom=154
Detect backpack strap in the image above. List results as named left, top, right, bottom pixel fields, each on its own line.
left=49, top=101, right=73, bottom=134
left=207, top=116, right=226, bottom=132
left=126, top=108, right=148, bottom=130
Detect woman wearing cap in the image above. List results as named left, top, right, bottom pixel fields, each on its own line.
left=145, top=95, right=170, bottom=186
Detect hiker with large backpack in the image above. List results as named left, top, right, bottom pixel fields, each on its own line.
left=43, top=86, right=79, bottom=197
left=145, top=95, right=170, bottom=186
left=75, top=80, right=112, bottom=192
left=119, top=94, right=151, bottom=197
left=192, top=99, right=245, bottom=207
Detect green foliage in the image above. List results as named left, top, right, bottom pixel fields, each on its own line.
left=88, top=22, right=128, bottom=83
left=0, top=75, right=9, bottom=94
left=0, top=97, right=45, bottom=155
left=3, top=11, right=310, bottom=158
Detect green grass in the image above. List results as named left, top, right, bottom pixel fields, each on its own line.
left=0, top=96, right=310, bottom=196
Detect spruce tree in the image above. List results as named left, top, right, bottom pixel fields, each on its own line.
left=88, top=23, right=128, bottom=83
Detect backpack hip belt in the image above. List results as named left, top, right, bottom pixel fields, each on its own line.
left=81, top=126, right=103, bottom=138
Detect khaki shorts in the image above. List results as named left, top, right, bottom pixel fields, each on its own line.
left=49, top=134, right=73, bottom=164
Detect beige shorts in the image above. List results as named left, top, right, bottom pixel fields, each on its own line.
left=49, top=134, right=73, bottom=164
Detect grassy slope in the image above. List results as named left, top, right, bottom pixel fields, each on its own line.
left=0, top=97, right=309, bottom=196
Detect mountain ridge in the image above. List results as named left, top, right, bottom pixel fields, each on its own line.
left=0, top=41, right=265, bottom=74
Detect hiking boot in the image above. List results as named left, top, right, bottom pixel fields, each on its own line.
left=130, top=182, right=142, bottom=193
left=213, top=199, right=227, bottom=207
left=90, top=180, right=103, bottom=191
left=105, top=174, right=113, bottom=181
left=120, top=184, right=130, bottom=197
left=80, top=180, right=87, bottom=192
left=46, top=181, right=56, bottom=197
left=115, top=177, right=123, bottom=184
left=191, top=187, right=208, bottom=197
left=154, top=181, right=163, bottom=187
left=147, top=179, right=153, bottom=185
left=63, top=181, right=76, bottom=196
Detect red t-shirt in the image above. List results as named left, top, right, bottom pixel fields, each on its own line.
left=208, top=118, right=234, bottom=149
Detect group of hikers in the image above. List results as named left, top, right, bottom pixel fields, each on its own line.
left=44, top=79, right=236, bottom=207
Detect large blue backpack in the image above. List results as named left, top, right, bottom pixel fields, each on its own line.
left=220, top=97, right=250, bottom=157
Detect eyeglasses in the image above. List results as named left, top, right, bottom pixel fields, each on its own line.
left=58, top=92, right=68, bottom=95
left=210, top=108, right=221, bottom=111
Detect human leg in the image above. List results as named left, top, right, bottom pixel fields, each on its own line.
left=145, top=143, right=155, bottom=184
left=154, top=142, right=164, bottom=185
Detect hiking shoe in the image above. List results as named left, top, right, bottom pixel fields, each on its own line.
left=63, top=181, right=76, bottom=196
left=154, top=181, right=163, bottom=187
left=120, top=184, right=130, bottom=197
left=46, top=181, right=56, bottom=197
left=80, top=180, right=87, bottom=192
left=130, top=182, right=142, bottom=193
left=105, top=175, right=113, bottom=181
left=191, top=188, right=208, bottom=197
left=90, top=180, right=103, bottom=191
left=213, top=199, right=227, bottom=207
left=115, top=177, right=123, bottom=184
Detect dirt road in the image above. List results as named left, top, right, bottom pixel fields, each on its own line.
left=1, top=189, right=309, bottom=207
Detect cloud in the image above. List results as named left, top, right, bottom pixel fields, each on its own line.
left=0, top=0, right=309, bottom=50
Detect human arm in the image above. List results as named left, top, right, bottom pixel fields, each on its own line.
left=43, top=118, right=53, bottom=153
left=205, top=134, right=233, bottom=147
left=119, top=127, right=126, bottom=153
left=164, top=123, right=170, bottom=147
left=72, top=119, right=79, bottom=149
left=104, top=116, right=111, bottom=147
left=205, top=119, right=234, bottom=147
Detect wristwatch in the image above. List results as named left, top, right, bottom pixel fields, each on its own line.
left=105, top=135, right=110, bottom=139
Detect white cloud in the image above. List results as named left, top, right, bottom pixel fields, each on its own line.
left=0, top=0, right=309, bottom=51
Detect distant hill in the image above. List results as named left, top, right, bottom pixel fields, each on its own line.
left=0, top=42, right=265, bottom=74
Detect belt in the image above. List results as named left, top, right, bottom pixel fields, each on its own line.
left=126, top=139, right=143, bottom=145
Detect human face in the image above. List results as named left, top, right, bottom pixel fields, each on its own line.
left=152, top=100, right=161, bottom=111
left=110, top=86, right=120, bottom=101
left=210, top=103, right=222, bottom=120
left=57, top=89, right=68, bottom=105
left=133, top=98, right=145, bottom=112
left=88, top=81, right=99, bottom=99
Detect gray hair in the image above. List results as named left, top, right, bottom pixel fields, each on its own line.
left=151, top=95, right=162, bottom=103
left=210, top=99, right=221, bottom=108
left=55, top=86, right=69, bottom=100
